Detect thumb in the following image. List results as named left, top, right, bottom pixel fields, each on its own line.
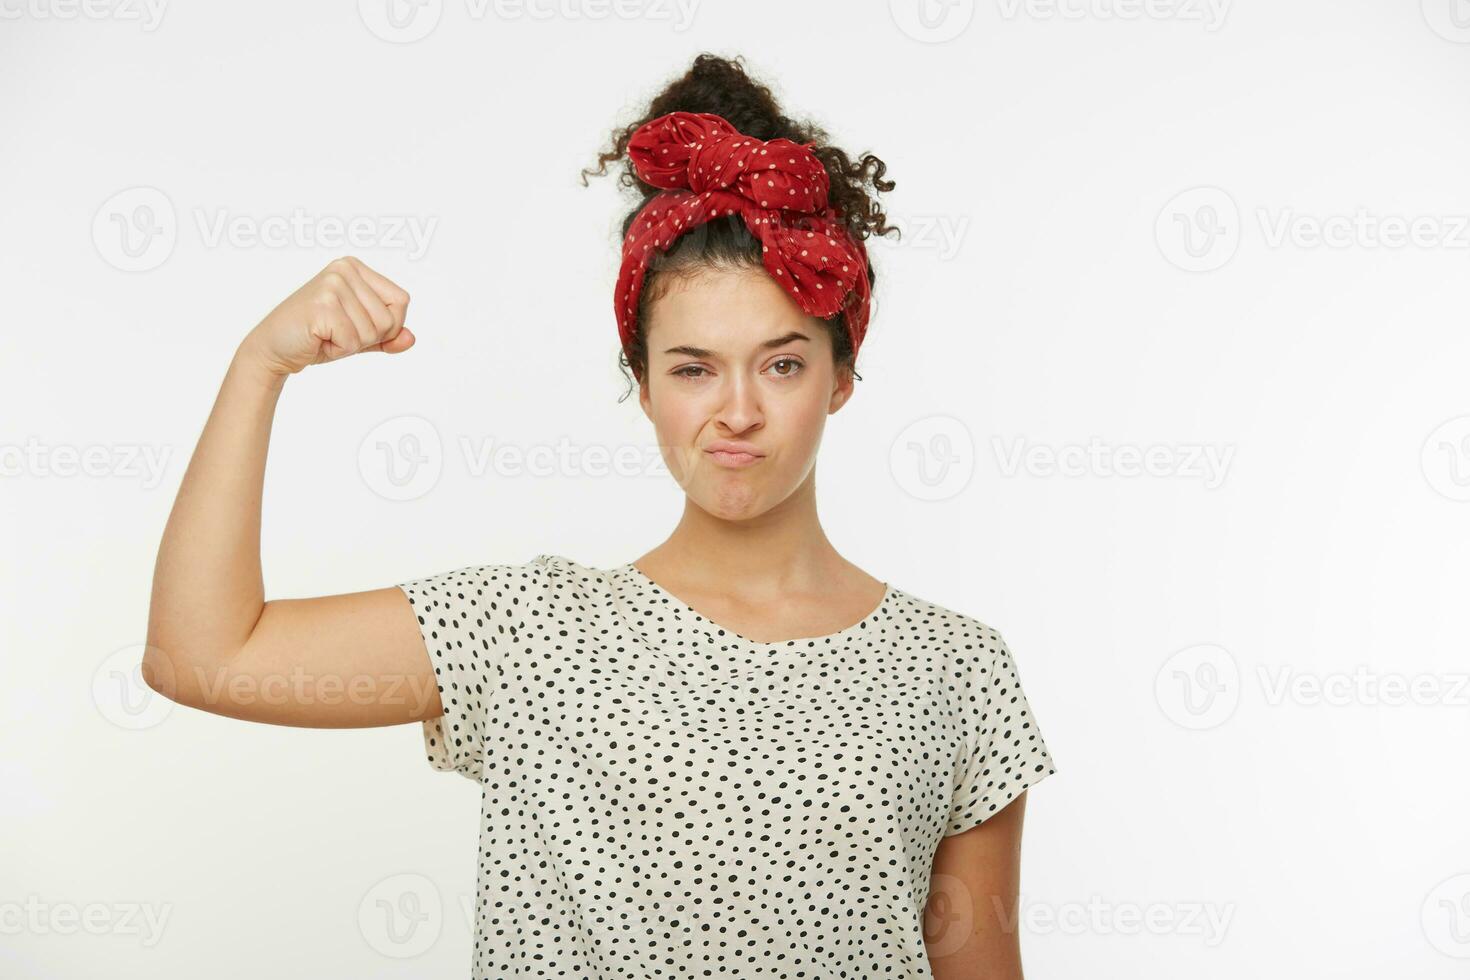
left=365, top=326, right=416, bottom=355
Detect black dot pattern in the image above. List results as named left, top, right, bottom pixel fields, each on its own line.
left=396, top=553, right=1056, bottom=978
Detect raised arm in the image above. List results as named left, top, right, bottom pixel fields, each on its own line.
left=142, top=256, right=438, bottom=728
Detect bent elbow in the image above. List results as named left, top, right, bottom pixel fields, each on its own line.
left=139, top=635, right=236, bottom=714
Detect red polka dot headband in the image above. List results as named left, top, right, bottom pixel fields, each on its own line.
left=614, top=110, right=872, bottom=376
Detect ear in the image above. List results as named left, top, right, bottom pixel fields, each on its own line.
left=638, top=373, right=652, bottom=419
left=828, top=365, right=855, bottom=414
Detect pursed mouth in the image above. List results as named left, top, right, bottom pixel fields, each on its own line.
left=705, top=447, right=765, bottom=465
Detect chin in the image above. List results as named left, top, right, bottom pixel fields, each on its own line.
left=690, top=477, right=773, bottom=522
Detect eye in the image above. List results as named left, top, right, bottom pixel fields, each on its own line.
left=767, top=357, right=804, bottom=378
left=672, top=365, right=710, bottom=379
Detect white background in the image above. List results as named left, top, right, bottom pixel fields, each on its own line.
left=3, top=1, right=1469, bottom=977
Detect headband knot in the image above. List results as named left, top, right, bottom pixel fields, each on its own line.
left=615, top=110, right=872, bottom=377
left=627, top=111, right=832, bottom=213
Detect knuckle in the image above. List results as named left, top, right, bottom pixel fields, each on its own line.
left=312, top=291, right=339, bottom=312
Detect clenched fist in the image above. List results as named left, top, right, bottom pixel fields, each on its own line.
left=240, top=256, right=415, bottom=378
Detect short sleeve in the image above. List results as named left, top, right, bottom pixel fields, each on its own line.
left=397, top=554, right=553, bottom=781
left=944, top=627, right=1056, bottom=835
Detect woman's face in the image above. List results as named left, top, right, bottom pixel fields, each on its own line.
left=638, top=266, right=854, bottom=521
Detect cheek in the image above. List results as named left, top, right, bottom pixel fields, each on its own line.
left=648, top=396, right=705, bottom=443
left=645, top=392, right=707, bottom=479
left=775, top=391, right=831, bottom=458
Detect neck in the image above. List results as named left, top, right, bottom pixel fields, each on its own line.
left=637, top=469, right=845, bottom=589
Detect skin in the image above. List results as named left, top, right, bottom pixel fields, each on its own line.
left=926, top=792, right=1029, bottom=979
left=141, top=254, right=1030, bottom=975
left=142, top=256, right=439, bottom=728
left=628, top=265, right=885, bottom=640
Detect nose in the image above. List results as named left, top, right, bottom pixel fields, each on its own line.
left=713, top=370, right=763, bottom=434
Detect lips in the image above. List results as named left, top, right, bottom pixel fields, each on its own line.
left=704, top=443, right=765, bottom=468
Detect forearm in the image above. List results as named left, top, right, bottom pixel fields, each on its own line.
left=145, top=342, right=286, bottom=677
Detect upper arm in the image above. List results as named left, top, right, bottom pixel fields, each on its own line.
left=144, top=584, right=443, bottom=729
left=925, top=790, right=1028, bottom=979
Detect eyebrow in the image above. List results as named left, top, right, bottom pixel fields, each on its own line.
left=661, top=331, right=811, bottom=358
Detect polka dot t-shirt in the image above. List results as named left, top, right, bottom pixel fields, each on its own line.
left=397, top=553, right=1055, bottom=979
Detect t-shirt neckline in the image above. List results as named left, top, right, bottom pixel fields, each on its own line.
left=616, top=560, right=895, bottom=652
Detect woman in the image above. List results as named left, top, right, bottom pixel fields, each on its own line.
left=143, top=53, right=1056, bottom=980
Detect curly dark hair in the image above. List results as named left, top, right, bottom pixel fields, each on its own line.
left=579, top=52, right=899, bottom=400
